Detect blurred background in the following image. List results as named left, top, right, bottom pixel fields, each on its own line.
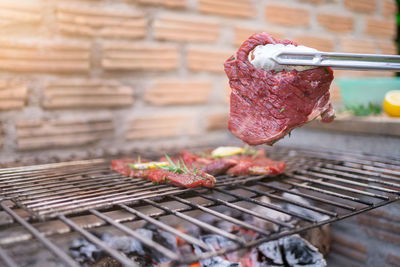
left=0, top=0, right=398, bottom=162
left=0, top=1, right=399, bottom=266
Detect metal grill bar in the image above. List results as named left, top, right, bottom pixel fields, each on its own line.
left=0, top=147, right=398, bottom=266
left=170, top=195, right=274, bottom=236
left=305, top=170, right=399, bottom=194
left=0, top=247, right=18, bottom=267
left=312, top=165, right=400, bottom=189
left=1, top=203, right=79, bottom=267
left=89, top=209, right=180, bottom=261
left=283, top=180, right=373, bottom=205
left=254, top=182, right=357, bottom=211
left=292, top=174, right=389, bottom=200
left=58, top=215, right=135, bottom=267
left=197, top=193, right=295, bottom=228
left=118, top=204, right=210, bottom=250
left=215, top=187, right=317, bottom=222
left=144, top=199, right=246, bottom=244
left=236, top=185, right=338, bottom=217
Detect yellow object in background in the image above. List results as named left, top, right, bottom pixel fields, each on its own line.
left=211, top=146, right=244, bottom=158
left=383, top=90, right=400, bottom=117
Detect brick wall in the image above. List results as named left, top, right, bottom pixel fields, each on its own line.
left=0, top=0, right=397, bottom=163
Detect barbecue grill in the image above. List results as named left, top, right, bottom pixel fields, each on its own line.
left=0, top=146, right=399, bottom=266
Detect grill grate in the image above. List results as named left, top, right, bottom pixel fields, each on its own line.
left=0, top=146, right=399, bottom=266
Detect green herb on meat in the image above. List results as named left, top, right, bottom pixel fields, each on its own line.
left=158, top=154, right=192, bottom=174
left=280, top=107, right=285, bottom=113
left=324, top=67, right=330, bottom=74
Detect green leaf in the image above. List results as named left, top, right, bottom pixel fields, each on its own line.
left=280, top=107, right=285, bottom=113
left=180, top=158, right=190, bottom=173
left=164, top=154, right=176, bottom=168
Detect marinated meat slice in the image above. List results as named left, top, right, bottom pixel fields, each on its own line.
left=224, top=32, right=335, bottom=145
left=227, top=149, right=286, bottom=176
left=175, top=150, right=238, bottom=176
left=165, top=170, right=216, bottom=188
left=111, top=159, right=216, bottom=188
left=200, top=158, right=237, bottom=176
left=111, top=158, right=148, bottom=178
left=226, top=161, right=253, bottom=176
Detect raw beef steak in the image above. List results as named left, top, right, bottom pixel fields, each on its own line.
left=224, top=32, right=335, bottom=145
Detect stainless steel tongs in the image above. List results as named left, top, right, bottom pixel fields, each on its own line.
left=271, top=51, right=400, bottom=71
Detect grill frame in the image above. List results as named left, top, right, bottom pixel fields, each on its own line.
left=0, top=146, right=399, bottom=266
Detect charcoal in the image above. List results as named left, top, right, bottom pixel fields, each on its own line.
left=248, top=235, right=326, bottom=267
left=102, top=233, right=145, bottom=255
left=280, top=235, right=326, bottom=267
left=193, top=234, right=241, bottom=267
left=69, top=237, right=103, bottom=264
left=141, top=224, right=178, bottom=263
left=258, top=241, right=283, bottom=265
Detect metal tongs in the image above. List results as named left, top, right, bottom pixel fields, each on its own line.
left=271, top=51, right=400, bottom=71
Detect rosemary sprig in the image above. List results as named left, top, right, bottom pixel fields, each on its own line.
left=158, top=154, right=191, bottom=174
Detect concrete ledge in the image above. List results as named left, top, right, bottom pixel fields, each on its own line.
left=306, top=115, right=400, bottom=137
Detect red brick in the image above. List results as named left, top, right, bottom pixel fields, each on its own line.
left=126, top=115, right=196, bottom=140
left=344, top=0, right=376, bottom=13
left=102, top=41, right=179, bottom=71
left=383, top=0, right=397, bottom=17
left=153, top=15, right=220, bottom=43
left=198, top=0, right=254, bottom=18
left=0, top=38, right=90, bottom=73
left=234, top=26, right=286, bottom=47
left=0, top=80, right=27, bottom=110
left=330, top=244, right=367, bottom=263
left=366, top=18, right=397, bottom=38
left=206, top=112, right=229, bottom=131
left=340, top=37, right=377, bottom=54
left=17, top=117, right=114, bottom=151
left=133, top=0, right=186, bottom=8
left=145, top=80, right=212, bottom=105
left=56, top=3, right=146, bottom=39
left=0, top=1, right=41, bottom=26
left=265, top=5, right=310, bottom=27
left=332, top=235, right=367, bottom=254
left=377, top=40, right=397, bottom=55
left=293, top=34, right=335, bottom=51
left=365, top=208, right=400, bottom=224
left=187, top=46, right=234, bottom=73
left=0, top=124, right=2, bottom=148
left=299, top=0, right=322, bottom=3
left=363, top=226, right=400, bottom=245
left=317, top=14, right=354, bottom=33
left=43, top=79, right=134, bottom=109
left=330, top=82, right=341, bottom=103
left=357, top=214, right=400, bottom=234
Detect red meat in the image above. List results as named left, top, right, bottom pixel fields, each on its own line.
left=224, top=32, right=335, bottom=145
left=227, top=149, right=286, bottom=176
left=110, top=159, right=216, bottom=188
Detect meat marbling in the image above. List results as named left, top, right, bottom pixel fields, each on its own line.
left=224, top=32, right=335, bottom=145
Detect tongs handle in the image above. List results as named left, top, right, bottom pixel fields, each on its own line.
left=272, top=51, right=400, bottom=71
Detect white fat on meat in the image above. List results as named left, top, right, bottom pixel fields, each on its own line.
left=248, top=43, right=318, bottom=72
